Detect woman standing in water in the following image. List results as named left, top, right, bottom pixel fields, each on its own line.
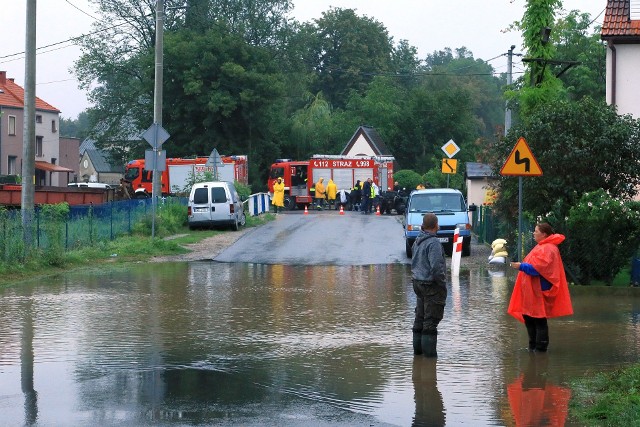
left=508, top=223, right=573, bottom=352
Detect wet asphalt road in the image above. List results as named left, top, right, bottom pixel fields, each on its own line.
left=215, top=209, right=411, bottom=265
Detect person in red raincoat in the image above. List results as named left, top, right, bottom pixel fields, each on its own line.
left=508, top=223, right=573, bottom=352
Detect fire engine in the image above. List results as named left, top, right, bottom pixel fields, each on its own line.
left=124, top=155, right=248, bottom=198
left=267, top=155, right=394, bottom=210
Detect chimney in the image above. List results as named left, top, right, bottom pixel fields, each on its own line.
left=0, top=71, right=6, bottom=85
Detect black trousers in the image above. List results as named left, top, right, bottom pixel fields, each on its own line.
left=523, top=314, right=549, bottom=351
left=412, top=280, right=447, bottom=335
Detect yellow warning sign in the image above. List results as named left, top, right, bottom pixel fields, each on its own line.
left=441, top=158, right=457, bottom=174
left=500, top=137, right=543, bottom=176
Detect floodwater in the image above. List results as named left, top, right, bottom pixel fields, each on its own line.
left=1, top=262, right=639, bottom=426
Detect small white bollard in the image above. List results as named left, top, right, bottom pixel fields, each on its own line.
left=451, top=228, right=463, bottom=277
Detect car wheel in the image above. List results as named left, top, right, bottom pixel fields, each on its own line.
left=405, top=240, right=413, bottom=258
left=283, top=196, right=294, bottom=210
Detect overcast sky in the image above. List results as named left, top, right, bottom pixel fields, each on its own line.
left=0, top=0, right=605, bottom=120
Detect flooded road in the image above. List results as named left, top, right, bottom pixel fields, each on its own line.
left=1, top=260, right=640, bottom=426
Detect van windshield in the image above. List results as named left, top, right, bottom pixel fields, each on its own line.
left=409, top=193, right=465, bottom=213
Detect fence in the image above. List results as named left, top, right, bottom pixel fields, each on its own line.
left=473, top=205, right=640, bottom=285
left=0, top=198, right=186, bottom=262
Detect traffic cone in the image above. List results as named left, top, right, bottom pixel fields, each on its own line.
left=376, top=205, right=381, bottom=216
left=304, top=205, right=309, bottom=215
left=339, top=205, right=344, bottom=215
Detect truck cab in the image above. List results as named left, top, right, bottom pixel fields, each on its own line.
left=404, top=188, right=476, bottom=258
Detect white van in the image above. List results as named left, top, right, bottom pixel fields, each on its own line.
left=188, top=181, right=246, bottom=230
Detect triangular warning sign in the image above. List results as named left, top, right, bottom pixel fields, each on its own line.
left=500, top=137, right=543, bottom=176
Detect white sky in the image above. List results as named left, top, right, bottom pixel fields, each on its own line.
left=0, top=0, right=605, bottom=120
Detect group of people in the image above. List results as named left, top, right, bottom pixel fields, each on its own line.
left=411, top=215, right=573, bottom=357
left=313, top=177, right=381, bottom=212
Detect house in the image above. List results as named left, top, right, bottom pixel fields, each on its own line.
left=601, top=0, right=640, bottom=119
left=0, top=70, right=74, bottom=186
left=340, top=125, right=396, bottom=190
left=465, top=162, right=497, bottom=207
left=341, top=125, right=393, bottom=158
left=78, top=138, right=124, bottom=185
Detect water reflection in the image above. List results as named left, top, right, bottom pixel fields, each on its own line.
left=507, top=353, right=571, bottom=427
left=0, top=262, right=639, bottom=426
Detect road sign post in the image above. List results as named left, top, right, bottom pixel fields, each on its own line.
left=441, top=140, right=460, bottom=188
left=142, top=123, right=170, bottom=238
left=500, top=137, right=543, bottom=261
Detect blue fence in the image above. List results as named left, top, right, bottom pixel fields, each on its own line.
left=246, top=193, right=271, bottom=216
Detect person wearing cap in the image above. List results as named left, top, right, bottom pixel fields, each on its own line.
left=411, top=213, right=447, bottom=357
left=272, top=176, right=285, bottom=214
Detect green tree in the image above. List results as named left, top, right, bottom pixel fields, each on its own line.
left=488, top=98, right=640, bottom=220
left=59, top=111, right=91, bottom=140
left=298, top=8, right=393, bottom=110
left=552, top=9, right=606, bottom=102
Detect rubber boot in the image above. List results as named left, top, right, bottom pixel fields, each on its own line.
left=421, top=334, right=438, bottom=358
left=413, top=332, right=423, bottom=355
left=524, top=317, right=537, bottom=351
left=536, top=326, right=549, bottom=352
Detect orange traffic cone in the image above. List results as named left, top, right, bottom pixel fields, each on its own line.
left=376, top=205, right=381, bottom=216
left=339, top=205, right=344, bottom=215
left=304, top=205, right=309, bottom=215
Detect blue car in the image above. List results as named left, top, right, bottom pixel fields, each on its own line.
left=404, top=188, right=476, bottom=258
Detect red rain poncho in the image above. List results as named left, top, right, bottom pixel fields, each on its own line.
left=507, top=234, right=573, bottom=323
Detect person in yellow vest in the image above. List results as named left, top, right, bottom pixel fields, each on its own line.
left=314, top=177, right=326, bottom=209
left=272, top=177, right=285, bottom=214
left=326, top=178, right=337, bottom=210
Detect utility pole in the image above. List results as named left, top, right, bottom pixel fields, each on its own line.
left=21, top=0, right=36, bottom=245
left=151, top=0, right=164, bottom=238
left=504, top=45, right=516, bottom=136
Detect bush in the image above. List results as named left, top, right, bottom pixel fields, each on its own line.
left=394, top=170, right=423, bottom=190
left=562, top=190, right=640, bottom=285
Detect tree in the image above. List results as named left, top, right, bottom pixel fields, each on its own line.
left=298, top=8, right=394, bottom=110
left=552, top=9, right=606, bottom=102
left=487, top=98, right=640, bottom=220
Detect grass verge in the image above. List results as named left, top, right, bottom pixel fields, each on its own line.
left=569, top=365, right=640, bottom=426
left=0, top=212, right=275, bottom=287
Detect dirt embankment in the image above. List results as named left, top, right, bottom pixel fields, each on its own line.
left=151, top=227, right=254, bottom=263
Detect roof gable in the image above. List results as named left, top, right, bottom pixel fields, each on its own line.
left=602, top=0, right=640, bottom=39
left=0, top=71, right=60, bottom=112
left=86, top=149, right=123, bottom=173
left=341, top=125, right=392, bottom=156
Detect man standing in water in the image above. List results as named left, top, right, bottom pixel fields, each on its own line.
left=411, top=213, right=447, bottom=357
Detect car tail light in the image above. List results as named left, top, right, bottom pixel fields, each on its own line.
left=187, top=206, right=192, bottom=216
left=230, top=203, right=235, bottom=213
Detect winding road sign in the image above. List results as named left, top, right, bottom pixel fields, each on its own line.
left=500, top=137, right=543, bottom=176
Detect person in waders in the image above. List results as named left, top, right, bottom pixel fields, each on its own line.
left=411, top=213, right=447, bottom=357
left=508, top=222, right=573, bottom=352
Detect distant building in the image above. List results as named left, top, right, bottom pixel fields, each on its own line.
left=341, top=125, right=394, bottom=157
left=465, top=162, right=497, bottom=207
left=78, top=138, right=124, bottom=185
left=601, top=0, right=640, bottom=119
left=0, top=70, right=74, bottom=186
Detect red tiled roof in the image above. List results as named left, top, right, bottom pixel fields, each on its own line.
left=602, top=0, right=640, bottom=38
left=0, top=71, right=60, bottom=112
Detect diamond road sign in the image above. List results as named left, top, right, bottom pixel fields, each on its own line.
left=441, top=139, right=460, bottom=158
left=142, top=123, right=170, bottom=149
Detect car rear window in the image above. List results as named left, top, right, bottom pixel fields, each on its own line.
left=211, top=187, right=227, bottom=203
left=193, top=188, right=209, bottom=204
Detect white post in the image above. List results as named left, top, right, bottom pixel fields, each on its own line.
left=451, top=228, right=463, bottom=277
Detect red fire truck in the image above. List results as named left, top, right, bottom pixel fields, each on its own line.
left=267, top=155, right=394, bottom=210
left=124, top=155, right=248, bottom=197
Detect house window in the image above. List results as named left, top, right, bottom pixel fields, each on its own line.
left=35, top=114, right=42, bottom=124
left=35, top=136, right=43, bottom=157
left=51, top=120, right=57, bottom=133
left=8, top=115, right=16, bottom=135
left=8, top=156, right=17, bottom=175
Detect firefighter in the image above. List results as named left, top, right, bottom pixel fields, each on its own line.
left=326, top=179, right=337, bottom=210
left=314, top=178, right=326, bottom=209
left=272, top=177, right=285, bottom=213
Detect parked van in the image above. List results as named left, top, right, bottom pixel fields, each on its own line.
left=188, top=181, right=246, bottom=230
left=404, top=188, right=476, bottom=258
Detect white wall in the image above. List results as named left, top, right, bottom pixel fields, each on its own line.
left=606, top=43, right=640, bottom=119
